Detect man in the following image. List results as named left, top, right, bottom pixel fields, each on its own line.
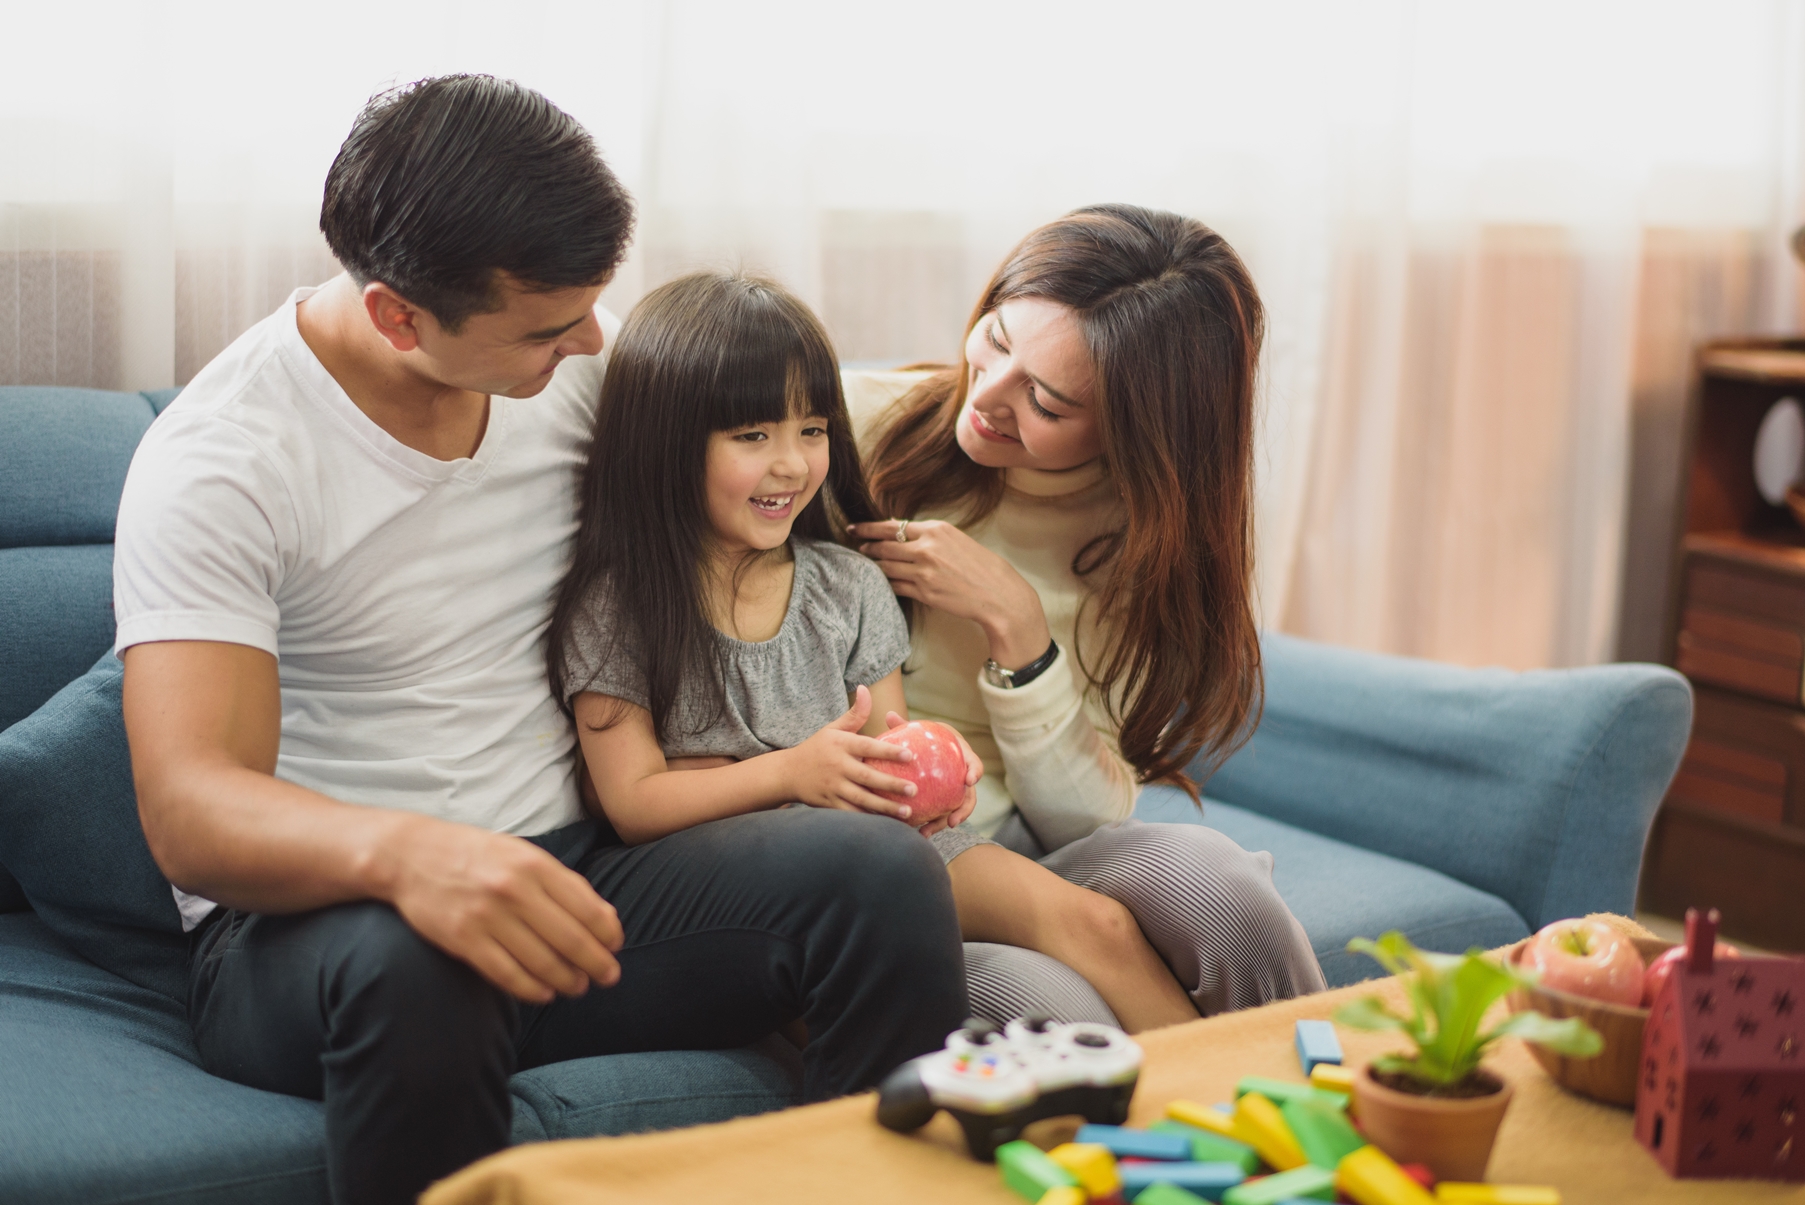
left=115, top=75, right=966, bottom=1205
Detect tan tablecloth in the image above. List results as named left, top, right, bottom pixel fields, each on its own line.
left=424, top=974, right=1805, bottom=1205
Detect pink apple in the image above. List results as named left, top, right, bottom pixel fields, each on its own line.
left=1641, top=941, right=1740, bottom=1007
left=1523, top=919, right=1646, bottom=1007
left=867, top=721, right=968, bottom=823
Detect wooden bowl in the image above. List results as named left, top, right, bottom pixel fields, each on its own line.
left=1504, top=936, right=1673, bottom=1108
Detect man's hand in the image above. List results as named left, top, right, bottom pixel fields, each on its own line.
left=124, top=639, right=623, bottom=1004
left=381, top=819, right=622, bottom=1004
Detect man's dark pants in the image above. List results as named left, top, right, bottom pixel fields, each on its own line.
left=186, top=808, right=968, bottom=1205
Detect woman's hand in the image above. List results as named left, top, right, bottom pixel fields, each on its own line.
left=779, top=685, right=920, bottom=821
left=851, top=519, right=1052, bottom=669
left=882, top=710, right=983, bottom=837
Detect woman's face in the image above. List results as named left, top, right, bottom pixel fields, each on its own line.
left=955, top=296, right=1102, bottom=473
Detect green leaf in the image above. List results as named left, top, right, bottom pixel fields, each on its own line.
left=1483, top=1009, right=1603, bottom=1058
left=1345, top=936, right=1411, bottom=979
left=1333, top=995, right=1409, bottom=1033
left=1341, top=930, right=1592, bottom=1086
left=1414, top=948, right=1521, bottom=1082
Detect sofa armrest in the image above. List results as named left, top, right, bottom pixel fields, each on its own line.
left=1199, top=633, right=1692, bottom=932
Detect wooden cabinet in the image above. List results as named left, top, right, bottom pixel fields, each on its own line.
left=1644, top=340, right=1805, bottom=952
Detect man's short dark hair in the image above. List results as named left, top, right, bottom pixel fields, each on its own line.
left=321, top=75, right=635, bottom=331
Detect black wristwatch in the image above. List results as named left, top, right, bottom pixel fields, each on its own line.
left=983, top=640, right=1060, bottom=690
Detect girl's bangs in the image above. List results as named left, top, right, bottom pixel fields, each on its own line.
left=708, top=299, right=843, bottom=430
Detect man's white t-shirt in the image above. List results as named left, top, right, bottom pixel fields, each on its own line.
left=113, top=286, right=618, bottom=930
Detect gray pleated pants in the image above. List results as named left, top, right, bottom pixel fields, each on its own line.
left=933, top=815, right=1326, bottom=1026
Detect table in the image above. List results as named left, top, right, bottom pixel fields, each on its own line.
left=424, top=974, right=1805, bottom=1205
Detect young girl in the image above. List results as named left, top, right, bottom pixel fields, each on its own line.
left=546, top=271, right=976, bottom=845
left=547, top=270, right=1205, bottom=1033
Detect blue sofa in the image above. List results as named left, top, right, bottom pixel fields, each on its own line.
left=0, top=384, right=1691, bottom=1204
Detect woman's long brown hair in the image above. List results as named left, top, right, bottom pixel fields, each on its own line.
left=867, top=204, right=1264, bottom=797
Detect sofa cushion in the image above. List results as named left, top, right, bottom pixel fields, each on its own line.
left=0, top=652, right=190, bottom=1002
left=144, top=387, right=183, bottom=414
left=0, top=866, right=27, bottom=913
left=0, top=544, right=116, bottom=732
left=1204, top=633, right=1689, bottom=931
left=0, top=913, right=803, bottom=1205
left=1134, top=788, right=1531, bottom=987
left=0, top=913, right=328, bottom=1205
left=0, top=387, right=157, bottom=549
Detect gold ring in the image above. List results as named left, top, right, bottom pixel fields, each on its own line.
left=895, top=519, right=912, bottom=543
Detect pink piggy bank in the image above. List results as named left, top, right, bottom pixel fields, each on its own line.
left=867, top=721, right=968, bottom=823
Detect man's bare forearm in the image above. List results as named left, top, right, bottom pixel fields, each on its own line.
left=136, top=756, right=431, bottom=913
left=123, top=640, right=623, bottom=1001
left=124, top=640, right=423, bottom=913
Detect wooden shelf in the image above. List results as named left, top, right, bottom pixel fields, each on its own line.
left=1661, top=795, right=1805, bottom=845
left=1646, top=337, right=1805, bottom=952
left=1697, top=345, right=1805, bottom=385
left=1682, top=527, right=1805, bottom=573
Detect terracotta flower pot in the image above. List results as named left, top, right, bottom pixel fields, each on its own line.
left=1350, top=1063, right=1514, bottom=1182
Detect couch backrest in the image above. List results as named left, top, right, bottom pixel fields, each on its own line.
left=0, top=385, right=180, bottom=911
left=1205, top=632, right=1692, bottom=931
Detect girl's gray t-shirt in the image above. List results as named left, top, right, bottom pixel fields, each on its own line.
left=560, top=538, right=912, bottom=759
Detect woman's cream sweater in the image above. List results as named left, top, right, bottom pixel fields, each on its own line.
left=845, top=371, right=1138, bottom=850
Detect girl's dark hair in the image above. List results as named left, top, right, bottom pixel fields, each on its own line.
left=547, top=271, right=878, bottom=740
left=868, top=204, right=1265, bottom=798
left=321, top=74, right=635, bottom=330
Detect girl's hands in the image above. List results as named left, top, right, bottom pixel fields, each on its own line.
left=781, top=685, right=921, bottom=821
left=851, top=519, right=1052, bottom=669
left=883, top=710, right=983, bottom=837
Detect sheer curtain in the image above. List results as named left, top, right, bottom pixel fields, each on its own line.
left=6, top=1, right=1804, bottom=669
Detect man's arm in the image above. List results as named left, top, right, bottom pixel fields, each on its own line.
left=123, top=640, right=624, bottom=1004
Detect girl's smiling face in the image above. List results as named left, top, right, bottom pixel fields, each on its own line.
left=955, top=296, right=1103, bottom=473
left=704, top=407, right=831, bottom=557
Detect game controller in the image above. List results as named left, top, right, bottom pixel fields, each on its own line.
left=875, top=1015, right=1142, bottom=1161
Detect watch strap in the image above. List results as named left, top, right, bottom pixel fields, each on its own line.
left=984, top=640, right=1059, bottom=690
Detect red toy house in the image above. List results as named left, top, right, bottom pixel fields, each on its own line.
left=1634, top=909, right=1804, bottom=1181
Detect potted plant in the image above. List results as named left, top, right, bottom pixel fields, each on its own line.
left=1334, top=931, right=1603, bottom=1181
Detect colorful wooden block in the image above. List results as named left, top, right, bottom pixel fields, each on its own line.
left=997, top=1140, right=1081, bottom=1202
left=1036, top=1189, right=1088, bottom=1205
left=1148, top=1120, right=1262, bottom=1173
left=1234, top=1076, right=1348, bottom=1112
left=1399, top=1164, right=1435, bottom=1190
left=1166, top=1100, right=1241, bottom=1140
left=1220, top=1163, right=1337, bottom=1205
left=1308, top=1063, right=1355, bottom=1096
left=1133, top=1184, right=1213, bottom=1205
left=1278, top=1095, right=1367, bottom=1169
left=1337, top=1144, right=1436, bottom=1205
left=1232, top=1092, right=1308, bottom=1172
left=1118, top=1161, right=1247, bottom=1201
left=1294, top=1020, right=1343, bottom=1074
left=1048, top=1142, right=1122, bottom=1197
left=1434, top=1186, right=1561, bottom=1205
left=1077, top=1124, right=1193, bottom=1162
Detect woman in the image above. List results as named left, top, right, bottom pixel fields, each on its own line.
left=849, top=203, right=1325, bottom=1030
